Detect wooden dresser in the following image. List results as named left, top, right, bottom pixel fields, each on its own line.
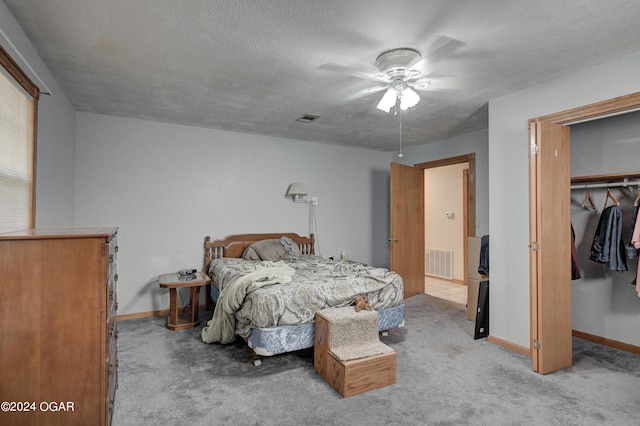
left=0, top=228, right=119, bottom=426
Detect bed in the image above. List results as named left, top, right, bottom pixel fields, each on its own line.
left=200, top=233, right=405, bottom=364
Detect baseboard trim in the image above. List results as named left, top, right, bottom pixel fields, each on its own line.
left=484, top=331, right=640, bottom=357
left=487, top=335, right=531, bottom=357
left=117, top=303, right=208, bottom=321
left=572, top=329, right=640, bottom=355
left=117, top=309, right=168, bottom=321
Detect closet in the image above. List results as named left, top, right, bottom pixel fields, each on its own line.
left=569, top=112, right=640, bottom=354
left=529, top=92, right=640, bottom=375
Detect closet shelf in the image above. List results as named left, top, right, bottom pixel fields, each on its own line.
left=571, top=172, right=640, bottom=184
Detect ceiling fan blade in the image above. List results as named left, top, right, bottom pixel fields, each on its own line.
left=342, top=84, right=388, bottom=102
left=409, top=76, right=462, bottom=92
left=409, top=36, right=465, bottom=76
left=426, top=36, right=466, bottom=61
left=316, top=62, right=382, bottom=83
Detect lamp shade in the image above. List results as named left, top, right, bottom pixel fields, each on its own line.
left=286, top=182, right=307, bottom=201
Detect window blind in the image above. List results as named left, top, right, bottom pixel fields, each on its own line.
left=0, top=64, right=34, bottom=232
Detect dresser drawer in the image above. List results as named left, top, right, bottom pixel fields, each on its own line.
left=107, top=313, right=117, bottom=344
left=106, top=338, right=118, bottom=426
left=108, top=234, right=118, bottom=263
left=107, top=266, right=118, bottom=316
left=106, top=314, right=117, bottom=368
left=107, top=336, right=117, bottom=383
left=107, top=235, right=118, bottom=282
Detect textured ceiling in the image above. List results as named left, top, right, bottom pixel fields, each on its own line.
left=4, top=0, right=640, bottom=151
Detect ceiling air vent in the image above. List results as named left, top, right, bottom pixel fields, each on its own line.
left=296, top=114, right=321, bottom=123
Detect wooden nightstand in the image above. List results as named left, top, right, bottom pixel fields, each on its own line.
left=158, top=271, right=211, bottom=330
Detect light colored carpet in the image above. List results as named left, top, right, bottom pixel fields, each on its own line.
left=112, top=294, right=640, bottom=425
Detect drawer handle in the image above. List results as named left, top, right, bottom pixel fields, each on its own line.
left=115, top=274, right=119, bottom=282
left=109, top=254, right=114, bottom=263
left=109, top=290, right=114, bottom=301
left=115, top=302, right=119, bottom=312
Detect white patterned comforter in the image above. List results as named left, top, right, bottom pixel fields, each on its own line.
left=208, top=255, right=404, bottom=338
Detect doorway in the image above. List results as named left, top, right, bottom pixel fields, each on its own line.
left=529, top=91, right=640, bottom=374
left=390, top=153, right=477, bottom=300
left=417, top=152, right=477, bottom=282
left=417, top=154, right=476, bottom=305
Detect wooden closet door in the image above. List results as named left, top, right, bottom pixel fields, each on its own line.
left=529, top=120, right=572, bottom=374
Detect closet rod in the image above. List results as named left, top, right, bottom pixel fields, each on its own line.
left=570, top=180, right=640, bottom=190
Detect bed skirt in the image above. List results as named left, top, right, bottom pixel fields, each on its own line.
left=247, top=304, right=405, bottom=356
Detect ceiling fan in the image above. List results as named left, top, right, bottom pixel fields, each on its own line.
left=320, top=38, right=463, bottom=113
left=370, top=47, right=432, bottom=113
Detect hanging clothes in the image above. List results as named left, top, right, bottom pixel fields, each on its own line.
left=625, top=204, right=639, bottom=260
left=631, top=215, right=640, bottom=297
left=589, top=205, right=628, bottom=272
left=571, top=224, right=582, bottom=280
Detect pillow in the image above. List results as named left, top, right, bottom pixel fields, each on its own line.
left=280, top=236, right=299, bottom=260
left=241, top=246, right=261, bottom=261
left=246, top=239, right=288, bottom=261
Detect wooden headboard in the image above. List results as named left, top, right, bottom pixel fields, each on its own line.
left=203, top=233, right=315, bottom=272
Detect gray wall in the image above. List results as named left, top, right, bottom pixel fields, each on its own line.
left=570, top=111, right=640, bottom=346
left=74, top=112, right=391, bottom=315
left=3, top=2, right=393, bottom=318
left=7, top=0, right=638, bottom=343
left=489, top=49, right=640, bottom=349
left=395, top=128, right=490, bottom=237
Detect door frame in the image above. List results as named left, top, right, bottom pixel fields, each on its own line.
left=528, top=91, right=640, bottom=373
left=416, top=153, right=477, bottom=282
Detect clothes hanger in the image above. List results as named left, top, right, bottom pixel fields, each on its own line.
left=580, top=186, right=596, bottom=209
left=603, top=187, right=620, bottom=209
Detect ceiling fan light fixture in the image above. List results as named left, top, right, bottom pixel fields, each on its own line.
left=400, top=86, right=420, bottom=111
left=376, top=87, right=397, bottom=113
left=375, top=48, right=421, bottom=75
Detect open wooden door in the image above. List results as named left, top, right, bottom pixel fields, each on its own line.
left=529, top=120, right=572, bottom=374
left=390, top=162, right=424, bottom=298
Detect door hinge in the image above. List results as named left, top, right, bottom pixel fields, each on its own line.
left=531, top=241, right=540, bottom=252
left=531, top=144, right=539, bottom=155
left=533, top=339, right=541, bottom=350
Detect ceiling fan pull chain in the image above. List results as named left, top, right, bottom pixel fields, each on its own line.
left=398, top=107, right=404, bottom=158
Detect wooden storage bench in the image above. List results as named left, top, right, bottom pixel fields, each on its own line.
left=314, top=307, right=396, bottom=397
